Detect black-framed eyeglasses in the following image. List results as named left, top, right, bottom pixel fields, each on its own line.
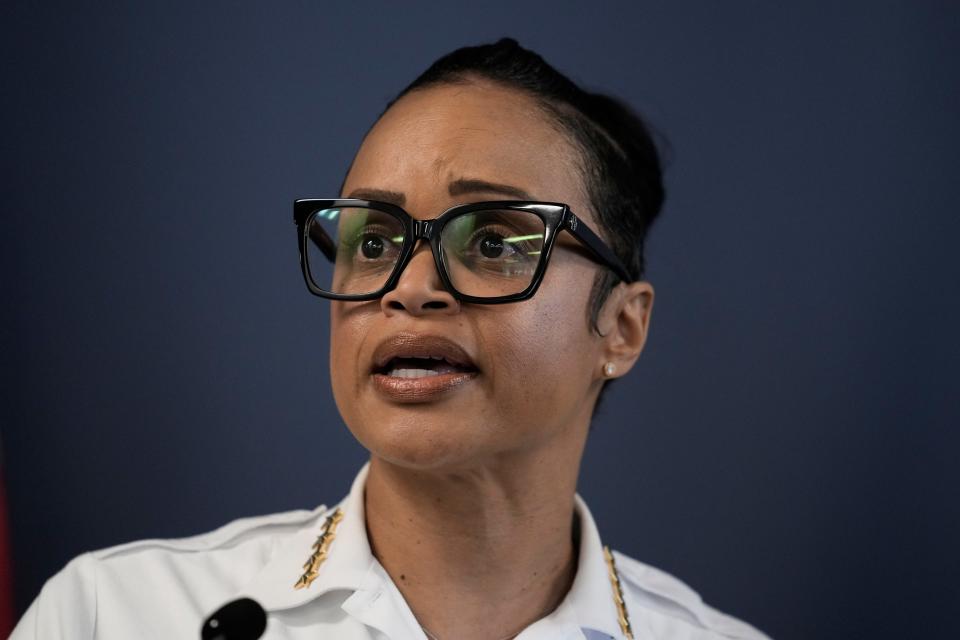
left=293, top=199, right=631, bottom=304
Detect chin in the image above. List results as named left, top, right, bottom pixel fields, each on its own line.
left=351, top=412, right=492, bottom=472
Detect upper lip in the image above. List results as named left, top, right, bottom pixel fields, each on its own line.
left=371, top=333, right=478, bottom=373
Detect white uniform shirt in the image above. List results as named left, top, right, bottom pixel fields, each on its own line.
left=12, top=464, right=770, bottom=639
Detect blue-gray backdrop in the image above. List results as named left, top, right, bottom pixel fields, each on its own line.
left=3, top=2, right=959, bottom=638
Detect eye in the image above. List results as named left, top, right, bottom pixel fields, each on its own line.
left=343, top=224, right=402, bottom=262
left=440, top=210, right=545, bottom=278
left=464, top=228, right=521, bottom=262
left=464, top=225, right=540, bottom=263
left=360, top=234, right=385, bottom=259
left=478, top=233, right=509, bottom=259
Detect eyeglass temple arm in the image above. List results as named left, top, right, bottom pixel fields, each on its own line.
left=563, top=213, right=632, bottom=283
left=294, top=204, right=338, bottom=262
left=307, top=224, right=337, bottom=262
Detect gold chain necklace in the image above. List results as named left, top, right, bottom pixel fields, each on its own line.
left=293, top=508, right=633, bottom=638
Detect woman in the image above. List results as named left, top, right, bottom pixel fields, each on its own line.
left=13, top=39, right=769, bottom=640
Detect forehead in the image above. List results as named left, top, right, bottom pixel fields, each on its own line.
left=344, top=81, right=589, bottom=215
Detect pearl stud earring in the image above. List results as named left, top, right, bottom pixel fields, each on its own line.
left=603, top=362, right=616, bottom=377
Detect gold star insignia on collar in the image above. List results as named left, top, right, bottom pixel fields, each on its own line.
left=293, top=507, right=344, bottom=590
left=604, top=545, right=634, bottom=639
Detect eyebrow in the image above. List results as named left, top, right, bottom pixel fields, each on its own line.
left=447, top=178, right=534, bottom=200
left=346, top=188, right=406, bottom=206
left=346, top=178, right=534, bottom=207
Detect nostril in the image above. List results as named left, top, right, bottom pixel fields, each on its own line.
left=387, top=300, right=406, bottom=310
left=422, top=301, right=448, bottom=310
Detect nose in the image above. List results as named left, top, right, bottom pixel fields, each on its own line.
left=380, top=242, right=459, bottom=317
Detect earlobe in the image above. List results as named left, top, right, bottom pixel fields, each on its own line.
left=596, top=281, right=654, bottom=377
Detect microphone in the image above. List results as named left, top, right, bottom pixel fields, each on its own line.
left=200, top=597, right=268, bottom=640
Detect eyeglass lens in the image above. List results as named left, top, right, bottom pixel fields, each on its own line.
left=305, top=205, right=546, bottom=298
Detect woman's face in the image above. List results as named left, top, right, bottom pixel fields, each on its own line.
left=330, top=80, right=614, bottom=470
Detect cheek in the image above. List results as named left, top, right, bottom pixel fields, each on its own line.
left=329, top=305, right=351, bottom=374
left=328, top=304, right=370, bottom=411
left=481, top=281, right=598, bottom=425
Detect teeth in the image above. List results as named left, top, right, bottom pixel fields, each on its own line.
left=388, top=368, right=442, bottom=378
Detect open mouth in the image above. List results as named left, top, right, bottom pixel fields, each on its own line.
left=369, top=334, right=480, bottom=401
left=375, top=355, right=478, bottom=379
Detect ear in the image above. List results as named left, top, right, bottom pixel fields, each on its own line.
left=595, top=280, right=654, bottom=379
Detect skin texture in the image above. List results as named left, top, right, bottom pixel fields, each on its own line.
left=329, top=79, right=655, bottom=639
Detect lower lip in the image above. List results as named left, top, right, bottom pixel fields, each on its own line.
left=371, top=371, right=479, bottom=403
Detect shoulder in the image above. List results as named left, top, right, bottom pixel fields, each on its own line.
left=92, top=504, right=328, bottom=561
left=11, top=505, right=331, bottom=640
left=611, top=550, right=772, bottom=640
left=86, top=504, right=330, bottom=587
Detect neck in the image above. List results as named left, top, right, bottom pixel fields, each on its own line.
left=364, top=449, right=583, bottom=640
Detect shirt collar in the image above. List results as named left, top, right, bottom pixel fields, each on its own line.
left=557, top=493, right=634, bottom=639
left=239, top=462, right=373, bottom=611
left=238, top=463, right=634, bottom=638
